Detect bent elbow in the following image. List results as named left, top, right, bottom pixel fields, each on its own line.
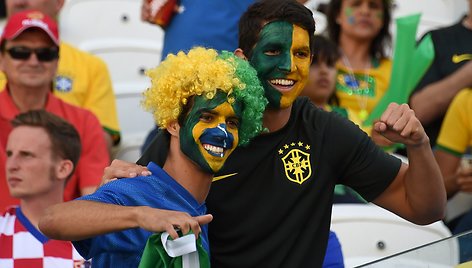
left=414, top=200, right=447, bottom=226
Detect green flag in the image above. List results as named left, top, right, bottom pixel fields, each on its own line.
left=139, top=231, right=210, bottom=268
left=363, top=13, right=435, bottom=127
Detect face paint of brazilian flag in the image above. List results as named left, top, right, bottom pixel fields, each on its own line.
left=180, top=91, right=242, bottom=174
left=250, top=21, right=311, bottom=109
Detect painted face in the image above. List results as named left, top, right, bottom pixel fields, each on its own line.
left=6, top=126, right=57, bottom=199
left=180, top=91, right=242, bottom=174
left=337, top=0, right=384, bottom=41
left=250, top=21, right=311, bottom=109
left=1, top=30, right=58, bottom=90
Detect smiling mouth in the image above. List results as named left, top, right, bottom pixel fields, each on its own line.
left=203, top=144, right=225, bottom=157
left=269, top=79, right=295, bottom=92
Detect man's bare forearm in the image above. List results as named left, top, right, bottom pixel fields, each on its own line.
left=411, top=61, right=472, bottom=125
left=39, top=200, right=140, bottom=241
left=402, top=142, right=447, bottom=224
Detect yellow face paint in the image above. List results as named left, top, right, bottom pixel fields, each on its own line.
left=280, top=25, right=311, bottom=108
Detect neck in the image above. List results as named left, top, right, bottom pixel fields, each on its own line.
left=20, top=192, right=63, bottom=230
left=311, top=98, right=328, bottom=109
left=339, top=34, right=372, bottom=70
left=262, top=105, right=292, bottom=133
left=163, top=136, right=213, bottom=204
left=8, top=84, right=49, bottom=112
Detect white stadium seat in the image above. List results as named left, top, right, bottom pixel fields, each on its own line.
left=60, top=0, right=164, bottom=161
left=331, top=204, right=458, bottom=267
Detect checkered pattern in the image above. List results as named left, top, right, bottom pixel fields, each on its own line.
left=0, top=207, right=91, bottom=268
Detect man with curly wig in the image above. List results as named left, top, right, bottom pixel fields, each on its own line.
left=38, top=47, right=267, bottom=267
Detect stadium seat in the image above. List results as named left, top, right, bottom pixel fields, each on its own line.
left=59, top=0, right=164, bottom=161
left=331, top=203, right=458, bottom=267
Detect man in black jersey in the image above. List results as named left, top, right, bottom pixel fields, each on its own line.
left=104, top=0, right=446, bottom=267
left=409, top=0, right=472, bottom=146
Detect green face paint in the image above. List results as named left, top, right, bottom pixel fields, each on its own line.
left=345, top=7, right=355, bottom=25
left=180, top=91, right=242, bottom=174
left=345, top=7, right=353, bottom=16
left=250, top=21, right=311, bottom=108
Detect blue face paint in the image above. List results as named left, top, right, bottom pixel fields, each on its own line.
left=199, top=123, right=235, bottom=158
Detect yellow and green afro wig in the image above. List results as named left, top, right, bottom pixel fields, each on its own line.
left=142, top=47, right=267, bottom=146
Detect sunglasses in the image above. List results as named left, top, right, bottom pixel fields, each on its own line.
left=5, top=46, right=59, bottom=62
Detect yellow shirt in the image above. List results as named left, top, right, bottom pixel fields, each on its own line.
left=336, top=58, right=392, bottom=123
left=436, top=89, right=472, bottom=156
left=0, top=42, right=121, bottom=144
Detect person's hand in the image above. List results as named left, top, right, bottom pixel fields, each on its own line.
left=370, top=121, right=395, bottom=147
left=136, top=207, right=213, bottom=239
left=456, top=160, right=472, bottom=193
left=141, top=0, right=153, bottom=24
left=373, top=103, right=429, bottom=147
left=100, top=159, right=151, bottom=186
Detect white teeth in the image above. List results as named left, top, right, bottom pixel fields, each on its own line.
left=270, top=79, right=294, bottom=86
left=203, top=144, right=224, bottom=154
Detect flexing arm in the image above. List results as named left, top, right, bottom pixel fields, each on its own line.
left=39, top=200, right=212, bottom=241
left=372, top=103, right=446, bottom=225
left=410, top=61, right=472, bottom=125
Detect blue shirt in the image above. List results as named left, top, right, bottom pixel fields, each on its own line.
left=162, top=0, right=254, bottom=59
left=73, top=162, right=208, bottom=267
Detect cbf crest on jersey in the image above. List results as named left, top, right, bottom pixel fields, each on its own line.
left=278, top=141, right=312, bottom=184
left=55, top=75, right=73, bottom=92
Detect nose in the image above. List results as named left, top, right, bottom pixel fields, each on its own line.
left=318, top=62, right=330, bottom=74
left=10, top=0, right=29, bottom=10
left=215, top=123, right=235, bottom=148
left=215, top=123, right=229, bottom=140
left=26, top=52, right=41, bottom=64
left=6, top=153, right=20, bottom=172
left=277, top=51, right=292, bottom=72
left=361, top=1, right=375, bottom=14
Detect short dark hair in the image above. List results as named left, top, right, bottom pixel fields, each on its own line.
left=11, top=110, right=81, bottom=179
left=238, top=0, right=316, bottom=58
left=312, top=35, right=340, bottom=67
left=326, top=0, right=392, bottom=60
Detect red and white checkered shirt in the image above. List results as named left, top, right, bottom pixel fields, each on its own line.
left=0, top=206, right=91, bottom=268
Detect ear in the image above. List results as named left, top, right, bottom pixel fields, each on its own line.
left=234, top=48, right=248, bottom=60
left=336, top=13, right=342, bottom=25
left=55, top=159, right=74, bottom=182
left=56, top=0, right=66, bottom=12
left=166, top=121, right=181, bottom=138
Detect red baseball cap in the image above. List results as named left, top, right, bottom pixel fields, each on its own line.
left=1, top=10, right=59, bottom=45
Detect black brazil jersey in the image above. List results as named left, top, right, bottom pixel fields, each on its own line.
left=412, top=21, right=472, bottom=145
left=138, top=97, right=402, bottom=267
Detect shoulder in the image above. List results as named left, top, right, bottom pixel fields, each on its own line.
left=373, top=58, right=392, bottom=73
left=449, top=88, right=472, bottom=112
left=0, top=206, right=17, bottom=219
left=47, top=95, right=102, bottom=131
left=60, top=42, right=108, bottom=67
left=427, top=22, right=464, bottom=40
left=81, top=176, right=155, bottom=204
